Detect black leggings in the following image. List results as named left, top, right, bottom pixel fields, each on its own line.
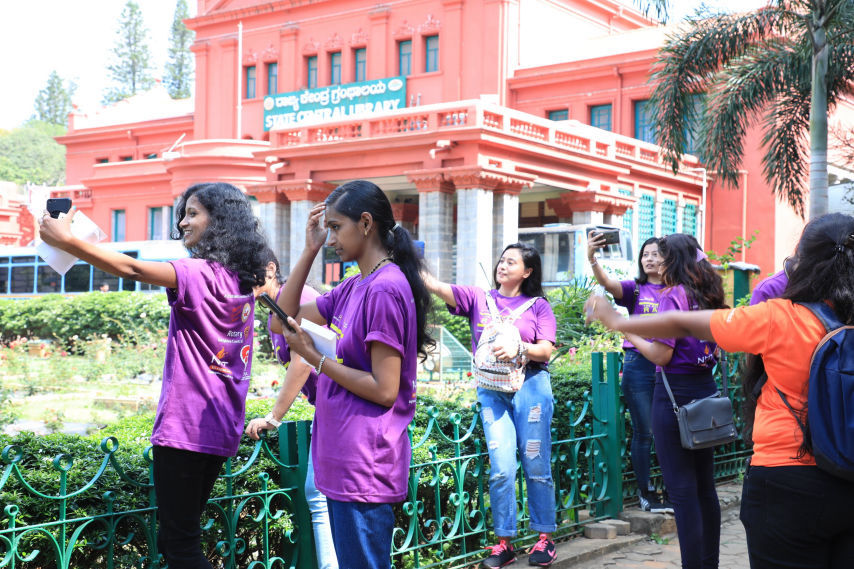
left=152, top=446, right=227, bottom=569
left=653, top=371, right=720, bottom=569
left=741, top=465, right=854, bottom=568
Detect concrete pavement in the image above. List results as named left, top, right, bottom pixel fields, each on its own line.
left=547, top=481, right=749, bottom=569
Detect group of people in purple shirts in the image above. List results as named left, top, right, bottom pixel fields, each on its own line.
left=37, top=174, right=850, bottom=569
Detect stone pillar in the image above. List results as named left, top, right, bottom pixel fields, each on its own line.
left=446, top=168, right=503, bottom=287
left=281, top=180, right=334, bottom=285
left=408, top=170, right=454, bottom=282
left=248, top=185, right=291, bottom=270
left=492, top=188, right=521, bottom=264
left=571, top=210, right=605, bottom=225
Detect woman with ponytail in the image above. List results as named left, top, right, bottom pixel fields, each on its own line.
left=272, top=180, right=433, bottom=569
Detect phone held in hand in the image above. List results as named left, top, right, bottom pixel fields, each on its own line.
left=587, top=226, right=620, bottom=247
left=46, top=198, right=72, bottom=219
left=257, top=292, right=297, bottom=333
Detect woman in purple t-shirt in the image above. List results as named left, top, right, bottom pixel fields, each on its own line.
left=39, top=182, right=269, bottom=569
left=271, top=180, right=434, bottom=569
left=588, top=234, right=671, bottom=512
left=607, top=233, right=726, bottom=569
left=423, top=243, right=558, bottom=568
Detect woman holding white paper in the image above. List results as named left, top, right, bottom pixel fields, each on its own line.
left=269, top=180, right=433, bottom=569
left=39, top=182, right=269, bottom=569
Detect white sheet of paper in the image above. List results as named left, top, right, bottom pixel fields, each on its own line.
left=299, top=318, right=337, bottom=365
left=35, top=211, right=107, bottom=276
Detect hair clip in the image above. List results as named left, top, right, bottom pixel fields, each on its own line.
left=695, top=248, right=708, bottom=262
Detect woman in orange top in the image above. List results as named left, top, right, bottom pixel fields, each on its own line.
left=584, top=213, right=854, bottom=569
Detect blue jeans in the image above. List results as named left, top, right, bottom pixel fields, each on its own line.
left=478, top=367, right=556, bottom=537
left=621, top=349, right=656, bottom=493
left=306, top=425, right=338, bottom=569
left=327, top=499, right=394, bottom=569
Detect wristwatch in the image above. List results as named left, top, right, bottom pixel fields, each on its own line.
left=264, top=413, right=282, bottom=428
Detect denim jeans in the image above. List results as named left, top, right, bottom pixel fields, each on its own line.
left=621, top=349, right=656, bottom=493
left=327, top=499, right=394, bottom=569
left=306, top=422, right=338, bottom=569
left=152, top=446, right=227, bottom=569
left=740, top=465, right=854, bottom=568
left=477, top=367, right=556, bottom=537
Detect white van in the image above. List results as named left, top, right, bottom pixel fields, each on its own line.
left=518, top=223, right=635, bottom=288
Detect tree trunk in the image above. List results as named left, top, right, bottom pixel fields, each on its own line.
left=808, top=21, right=829, bottom=219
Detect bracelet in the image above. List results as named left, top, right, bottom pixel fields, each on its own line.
left=589, top=259, right=598, bottom=267
left=264, top=413, right=282, bottom=428
left=315, top=354, right=327, bottom=375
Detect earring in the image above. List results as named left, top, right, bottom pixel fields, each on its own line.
left=364, top=229, right=368, bottom=237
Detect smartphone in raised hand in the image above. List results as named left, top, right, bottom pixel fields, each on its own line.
left=257, top=292, right=297, bottom=334
left=46, top=198, right=72, bottom=219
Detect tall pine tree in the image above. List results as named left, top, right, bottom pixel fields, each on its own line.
left=103, top=0, right=155, bottom=104
left=164, top=0, right=194, bottom=99
left=33, top=71, right=76, bottom=127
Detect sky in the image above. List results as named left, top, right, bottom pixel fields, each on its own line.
left=0, top=0, right=769, bottom=131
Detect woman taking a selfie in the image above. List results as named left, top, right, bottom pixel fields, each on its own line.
left=588, top=232, right=670, bottom=512
left=39, top=182, right=269, bottom=569
left=589, top=233, right=725, bottom=569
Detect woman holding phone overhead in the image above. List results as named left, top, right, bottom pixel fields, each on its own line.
left=38, top=182, right=269, bottom=569
left=590, top=233, right=726, bottom=569
left=588, top=232, right=672, bottom=513
left=270, top=180, right=433, bottom=569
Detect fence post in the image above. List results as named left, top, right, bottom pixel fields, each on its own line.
left=591, top=352, right=624, bottom=518
left=278, top=420, right=315, bottom=569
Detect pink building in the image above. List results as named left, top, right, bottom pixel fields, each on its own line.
left=52, top=0, right=820, bottom=284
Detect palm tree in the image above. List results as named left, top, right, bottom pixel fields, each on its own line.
left=648, top=0, right=854, bottom=218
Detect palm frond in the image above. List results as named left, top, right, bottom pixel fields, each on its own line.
left=702, top=37, right=811, bottom=189
left=651, top=8, right=793, bottom=171
left=761, top=90, right=811, bottom=215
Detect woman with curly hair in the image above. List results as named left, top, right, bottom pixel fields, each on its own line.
left=271, top=180, right=433, bottom=569
left=587, top=232, right=727, bottom=569
left=39, top=182, right=269, bottom=569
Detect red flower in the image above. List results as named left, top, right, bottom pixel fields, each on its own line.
left=466, top=371, right=472, bottom=377
left=271, top=380, right=279, bottom=388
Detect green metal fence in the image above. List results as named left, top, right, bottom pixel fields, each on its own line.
left=0, top=352, right=750, bottom=569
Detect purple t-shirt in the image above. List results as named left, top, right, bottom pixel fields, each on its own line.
left=750, top=270, right=788, bottom=305
left=313, top=264, right=417, bottom=503
left=616, top=280, right=665, bottom=350
left=151, top=258, right=255, bottom=457
left=653, top=284, right=718, bottom=374
left=268, top=286, right=322, bottom=404
left=448, top=286, right=557, bottom=356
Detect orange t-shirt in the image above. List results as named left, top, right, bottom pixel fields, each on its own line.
left=710, top=299, right=827, bottom=467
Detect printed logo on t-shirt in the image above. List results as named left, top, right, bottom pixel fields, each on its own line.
left=639, top=300, right=659, bottom=314
left=240, top=344, right=250, bottom=365
left=241, top=303, right=251, bottom=323
left=209, top=346, right=233, bottom=377
left=696, top=343, right=715, bottom=367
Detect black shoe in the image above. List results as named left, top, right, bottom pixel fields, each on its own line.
left=526, top=534, right=556, bottom=566
left=482, top=539, right=516, bottom=568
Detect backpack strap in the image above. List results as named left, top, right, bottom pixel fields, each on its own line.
left=484, top=290, right=540, bottom=322
left=797, top=301, right=844, bottom=334
left=509, top=296, right=540, bottom=320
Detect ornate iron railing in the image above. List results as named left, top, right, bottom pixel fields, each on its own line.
left=0, top=353, right=749, bottom=569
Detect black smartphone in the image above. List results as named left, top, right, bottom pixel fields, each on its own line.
left=257, top=292, right=297, bottom=334
left=46, top=198, right=72, bottom=219
left=587, top=226, right=621, bottom=247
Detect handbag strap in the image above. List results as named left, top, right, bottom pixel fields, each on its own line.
left=660, top=350, right=729, bottom=414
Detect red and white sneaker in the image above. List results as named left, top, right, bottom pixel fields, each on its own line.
left=526, top=534, right=556, bottom=566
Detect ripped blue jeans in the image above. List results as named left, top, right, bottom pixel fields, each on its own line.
left=477, top=367, right=556, bottom=537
